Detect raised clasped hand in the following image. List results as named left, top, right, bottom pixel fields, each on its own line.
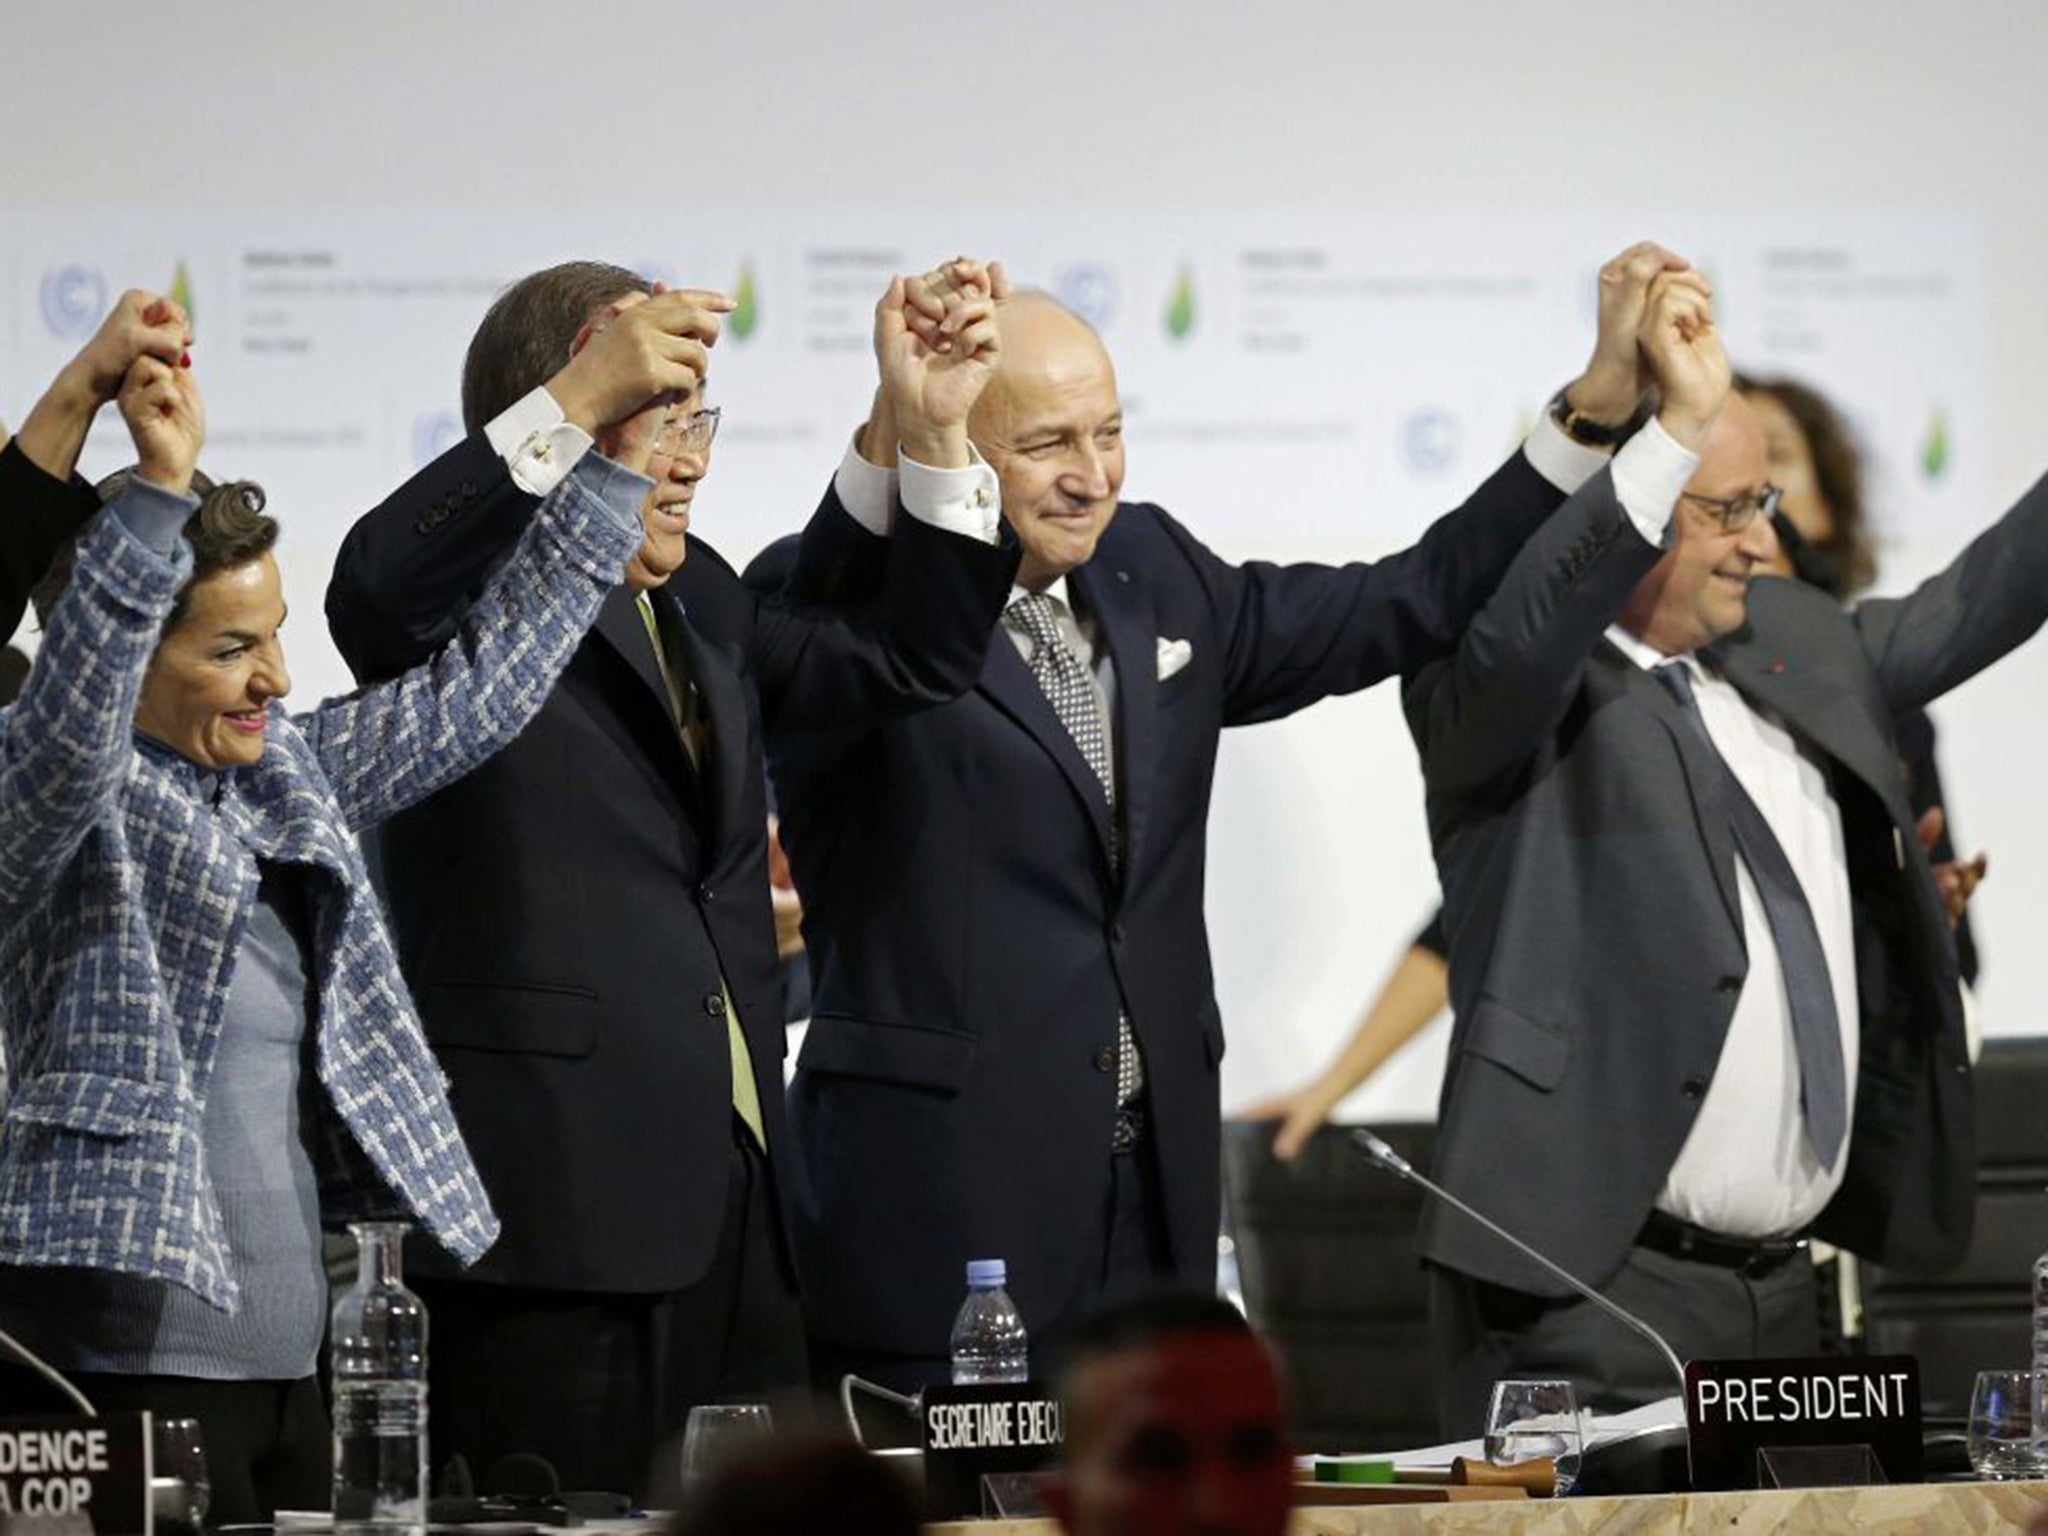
left=1564, top=241, right=1691, bottom=427
left=552, top=284, right=735, bottom=437
left=77, top=289, right=192, bottom=404
left=1640, top=270, right=1731, bottom=452
left=875, top=256, right=1006, bottom=468
left=119, top=354, right=205, bottom=497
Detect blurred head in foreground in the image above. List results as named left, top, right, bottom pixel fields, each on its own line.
left=1047, top=1292, right=1293, bottom=1536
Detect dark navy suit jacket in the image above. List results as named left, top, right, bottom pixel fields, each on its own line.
left=325, top=437, right=1017, bottom=1292
left=747, top=450, right=1568, bottom=1362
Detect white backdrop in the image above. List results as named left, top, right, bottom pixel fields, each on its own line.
left=5, top=1, right=2047, bottom=1128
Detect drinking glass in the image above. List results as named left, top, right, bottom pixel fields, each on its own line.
left=151, top=1417, right=210, bottom=1535
left=679, top=1403, right=775, bottom=1485
left=1483, top=1378, right=1583, bottom=1495
left=1968, top=1369, right=2048, bottom=1479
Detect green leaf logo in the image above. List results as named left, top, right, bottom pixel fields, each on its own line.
left=1164, top=266, right=1196, bottom=342
left=169, top=259, right=194, bottom=327
left=730, top=262, right=759, bottom=343
left=1921, top=407, right=1950, bottom=483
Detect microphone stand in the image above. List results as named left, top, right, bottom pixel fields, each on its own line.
left=1349, top=1128, right=1688, bottom=1394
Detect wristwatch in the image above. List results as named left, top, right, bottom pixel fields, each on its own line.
left=1547, top=386, right=1643, bottom=448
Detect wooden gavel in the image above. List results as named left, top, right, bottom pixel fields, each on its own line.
left=1394, top=1457, right=1557, bottom=1496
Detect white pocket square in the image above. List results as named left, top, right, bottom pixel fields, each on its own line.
left=1156, top=637, right=1193, bottom=681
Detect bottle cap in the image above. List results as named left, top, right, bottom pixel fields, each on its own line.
left=966, top=1258, right=1007, bottom=1287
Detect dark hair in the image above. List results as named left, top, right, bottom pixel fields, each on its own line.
left=665, top=1434, right=920, bottom=1536
left=461, top=261, right=652, bottom=432
left=1067, top=1291, right=1256, bottom=1360
left=1734, top=371, right=1877, bottom=598
left=31, top=470, right=278, bottom=632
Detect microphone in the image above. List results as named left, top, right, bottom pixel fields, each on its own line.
left=1349, top=1128, right=1688, bottom=1396
left=838, top=1374, right=923, bottom=1449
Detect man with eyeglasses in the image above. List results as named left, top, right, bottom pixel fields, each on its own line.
left=743, top=245, right=1713, bottom=1393
left=323, top=261, right=1017, bottom=1493
left=1409, top=265, right=2048, bottom=1435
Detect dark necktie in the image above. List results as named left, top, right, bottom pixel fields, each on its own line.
left=1008, top=593, right=1146, bottom=1123
left=1656, top=661, right=1846, bottom=1166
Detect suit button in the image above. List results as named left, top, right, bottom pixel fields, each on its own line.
left=1716, top=975, right=1742, bottom=993
left=1681, top=1076, right=1708, bottom=1100
left=1109, top=922, right=1125, bottom=945
left=704, top=993, right=726, bottom=1016
left=1093, top=1047, right=1116, bottom=1073
left=699, top=883, right=715, bottom=903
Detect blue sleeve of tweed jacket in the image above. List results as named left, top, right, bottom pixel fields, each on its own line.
left=0, top=489, right=195, bottom=912
left=299, top=450, right=647, bottom=831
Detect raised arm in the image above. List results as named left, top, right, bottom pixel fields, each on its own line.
left=0, top=357, right=200, bottom=910
left=325, top=285, right=730, bottom=682
left=1200, top=245, right=1698, bottom=726
left=303, top=451, right=647, bottom=830
left=0, top=291, right=190, bottom=641
left=1405, top=272, right=1727, bottom=800
left=1849, top=465, right=2048, bottom=716
left=752, top=262, right=1019, bottom=728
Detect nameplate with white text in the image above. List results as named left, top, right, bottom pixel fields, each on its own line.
left=921, top=1381, right=1062, bottom=1519
left=1684, top=1356, right=1920, bottom=1489
left=0, top=1413, right=152, bottom=1536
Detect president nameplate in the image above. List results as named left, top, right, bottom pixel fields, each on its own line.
left=1684, top=1356, right=1920, bottom=1490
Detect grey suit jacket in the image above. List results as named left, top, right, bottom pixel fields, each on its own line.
left=1404, top=460, right=2048, bottom=1297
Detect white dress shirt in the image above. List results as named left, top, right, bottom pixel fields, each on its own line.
left=826, top=411, right=1700, bottom=782
left=1604, top=627, right=1861, bottom=1238
left=490, top=387, right=1005, bottom=543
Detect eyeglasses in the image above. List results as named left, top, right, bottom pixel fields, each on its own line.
left=1679, top=483, right=1782, bottom=533
left=652, top=406, right=722, bottom=459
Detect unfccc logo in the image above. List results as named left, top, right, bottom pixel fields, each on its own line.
left=1055, top=264, right=1119, bottom=331
left=1401, top=408, right=1462, bottom=475
left=40, top=266, right=107, bottom=340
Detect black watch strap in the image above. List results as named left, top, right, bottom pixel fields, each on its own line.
left=1547, top=386, right=1646, bottom=448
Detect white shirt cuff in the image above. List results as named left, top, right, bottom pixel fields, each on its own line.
left=898, top=445, right=1001, bottom=543
left=832, top=431, right=898, bottom=537
left=484, top=385, right=595, bottom=497
left=1610, top=416, right=1700, bottom=547
left=1522, top=412, right=1613, bottom=494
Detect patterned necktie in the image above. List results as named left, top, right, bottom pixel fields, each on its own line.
left=1656, top=661, right=1847, bottom=1166
left=638, top=594, right=765, bottom=1149
left=1008, top=593, right=1147, bottom=1124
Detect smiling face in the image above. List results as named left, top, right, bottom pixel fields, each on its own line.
left=134, top=551, right=292, bottom=769
left=1620, top=393, right=1780, bottom=655
left=971, top=295, right=1126, bottom=593
left=622, top=379, right=714, bottom=592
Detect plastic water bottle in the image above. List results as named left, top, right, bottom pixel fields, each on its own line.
left=950, top=1258, right=1030, bottom=1384
left=2033, top=1247, right=2048, bottom=1372
left=331, top=1222, right=429, bottom=1536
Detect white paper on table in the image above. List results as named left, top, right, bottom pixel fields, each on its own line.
left=1298, top=1394, right=1688, bottom=1472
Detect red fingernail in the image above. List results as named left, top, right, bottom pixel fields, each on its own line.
left=180, top=351, right=192, bottom=368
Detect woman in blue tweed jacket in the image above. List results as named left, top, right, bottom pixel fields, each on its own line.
left=0, top=350, right=647, bottom=1516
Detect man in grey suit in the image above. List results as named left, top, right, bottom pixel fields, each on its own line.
left=1408, top=263, right=2048, bottom=1435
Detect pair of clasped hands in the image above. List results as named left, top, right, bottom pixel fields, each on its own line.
left=544, top=257, right=1011, bottom=479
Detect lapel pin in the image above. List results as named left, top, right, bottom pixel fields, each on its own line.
left=1117, top=570, right=1130, bottom=584
left=1769, top=660, right=1786, bottom=674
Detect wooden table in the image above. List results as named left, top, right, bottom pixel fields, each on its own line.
left=931, top=1478, right=2048, bottom=1533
